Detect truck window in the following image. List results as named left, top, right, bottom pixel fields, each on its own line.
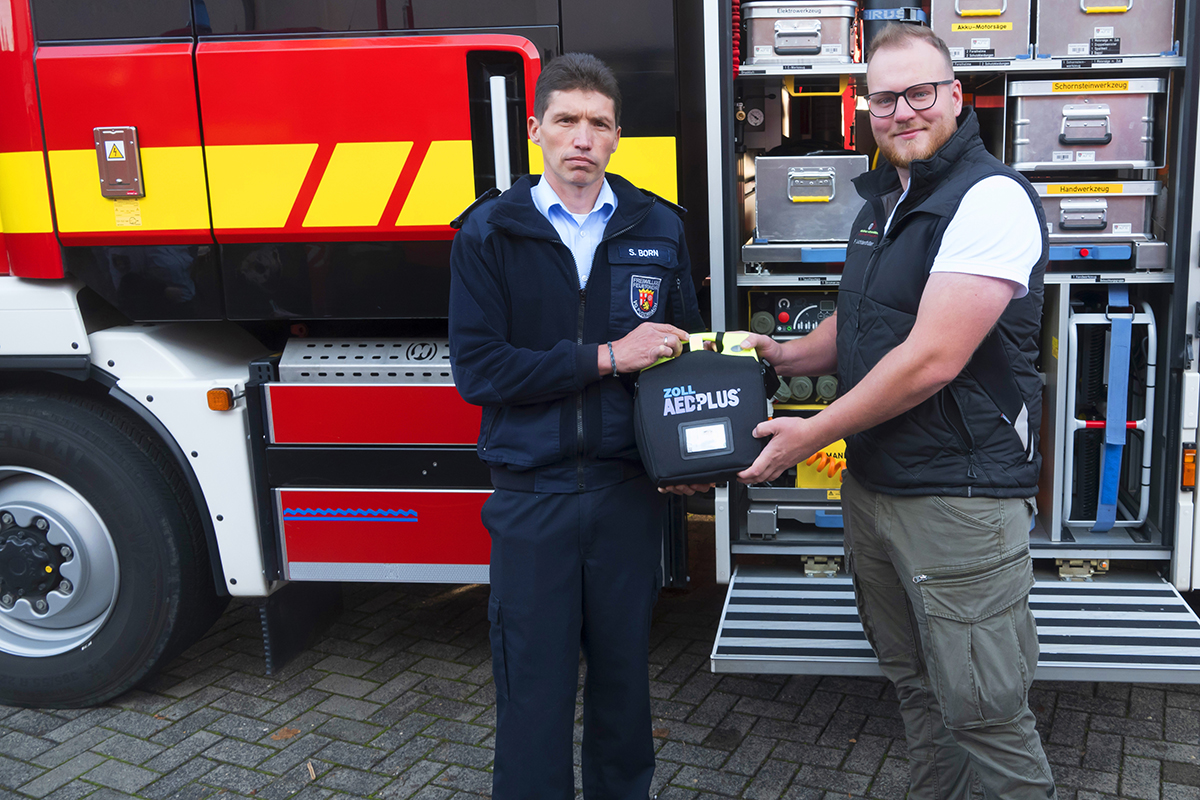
left=197, top=0, right=558, bottom=35
left=32, top=0, right=192, bottom=40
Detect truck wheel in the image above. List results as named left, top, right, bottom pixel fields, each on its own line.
left=0, top=391, right=226, bottom=707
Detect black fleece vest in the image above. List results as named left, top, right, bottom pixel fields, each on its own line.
left=837, top=109, right=1048, bottom=497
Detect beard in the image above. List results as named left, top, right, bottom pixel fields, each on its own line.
left=877, top=113, right=958, bottom=169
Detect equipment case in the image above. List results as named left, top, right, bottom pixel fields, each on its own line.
left=1035, top=0, right=1177, bottom=58
left=1008, top=78, right=1166, bottom=170
left=753, top=154, right=870, bottom=242
left=742, top=1, right=858, bottom=65
left=931, top=0, right=1033, bottom=60
left=1034, top=181, right=1161, bottom=241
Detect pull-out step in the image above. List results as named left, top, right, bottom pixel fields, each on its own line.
left=713, top=565, right=1200, bottom=682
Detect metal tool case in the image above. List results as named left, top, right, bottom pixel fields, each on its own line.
left=1034, top=181, right=1161, bottom=241
left=742, top=1, right=858, bottom=65
left=753, top=154, right=869, bottom=242
left=1008, top=78, right=1166, bottom=170
left=930, top=0, right=1032, bottom=60
left=1035, top=0, right=1177, bottom=57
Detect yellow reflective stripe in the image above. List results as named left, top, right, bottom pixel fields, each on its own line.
left=608, top=138, right=678, bottom=203
left=396, top=140, right=475, bottom=227
left=305, top=141, right=413, bottom=228
left=207, top=143, right=317, bottom=229
left=527, top=140, right=541, bottom=176
left=527, top=136, right=679, bottom=203
left=48, top=147, right=210, bottom=232
left=0, top=151, right=54, bottom=234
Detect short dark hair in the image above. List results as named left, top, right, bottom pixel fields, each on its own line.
left=866, top=24, right=955, bottom=75
left=533, top=52, right=622, bottom=126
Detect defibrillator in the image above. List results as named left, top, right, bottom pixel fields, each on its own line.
left=633, top=332, right=774, bottom=487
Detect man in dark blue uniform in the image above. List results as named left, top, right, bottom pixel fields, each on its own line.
left=448, top=53, right=704, bottom=800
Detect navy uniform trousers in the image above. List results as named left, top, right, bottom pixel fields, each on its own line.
left=482, top=476, right=666, bottom=800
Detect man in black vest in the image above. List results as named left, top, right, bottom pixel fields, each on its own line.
left=736, top=24, right=1056, bottom=800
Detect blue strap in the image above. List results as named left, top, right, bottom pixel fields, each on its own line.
left=1093, top=286, right=1132, bottom=532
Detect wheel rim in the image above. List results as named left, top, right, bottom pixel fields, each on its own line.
left=0, top=468, right=119, bottom=657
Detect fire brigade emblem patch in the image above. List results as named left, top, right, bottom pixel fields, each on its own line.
left=631, top=275, right=662, bottom=319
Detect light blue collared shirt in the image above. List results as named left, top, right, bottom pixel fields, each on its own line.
left=531, top=176, right=617, bottom=289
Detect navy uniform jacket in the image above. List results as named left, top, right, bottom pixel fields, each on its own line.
left=449, top=173, right=705, bottom=494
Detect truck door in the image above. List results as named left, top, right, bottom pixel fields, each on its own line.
left=192, top=1, right=548, bottom=585
left=32, top=0, right=222, bottom=319
left=192, top=1, right=547, bottom=320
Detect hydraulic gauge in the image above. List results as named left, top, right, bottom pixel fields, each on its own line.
left=746, top=107, right=765, bottom=127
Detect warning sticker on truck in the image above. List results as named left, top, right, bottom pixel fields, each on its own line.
left=114, top=197, right=142, bottom=227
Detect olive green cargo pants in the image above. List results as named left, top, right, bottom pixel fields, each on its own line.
left=841, top=474, right=1056, bottom=800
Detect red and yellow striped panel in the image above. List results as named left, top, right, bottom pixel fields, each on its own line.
left=0, top=0, right=59, bottom=277
left=35, top=43, right=211, bottom=245
left=196, top=35, right=539, bottom=243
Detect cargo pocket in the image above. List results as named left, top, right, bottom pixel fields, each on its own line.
left=487, top=594, right=510, bottom=701
left=930, top=494, right=1004, bottom=532
left=918, top=548, right=1037, bottom=730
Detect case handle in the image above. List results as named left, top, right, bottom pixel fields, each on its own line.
left=955, top=0, right=1007, bottom=15
left=1081, top=0, right=1132, bottom=12
left=1059, top=198, right=1109, bottom=230
left=1059, top=104, right=1112, bottom=146
left=787, top=167, right=836, bottom=203
left=774, top=20, right=823, bottom=55
left=686, top=331, right=759, bottom=358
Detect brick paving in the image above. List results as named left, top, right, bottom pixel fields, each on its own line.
left=3, top=518, right=1200, bottom=800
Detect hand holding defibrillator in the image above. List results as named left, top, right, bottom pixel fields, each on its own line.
left=729, top=332, right=838, bottom=484
left=605, top=321, right=691, bottom=375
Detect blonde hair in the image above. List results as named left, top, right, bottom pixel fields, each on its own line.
left=866, top=24, right=955, bottom=75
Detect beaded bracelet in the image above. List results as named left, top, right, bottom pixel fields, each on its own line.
left=607, top=341, right=618, bottom=376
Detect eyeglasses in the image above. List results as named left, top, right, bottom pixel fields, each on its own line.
left=864, top=80, right=955, bottom=118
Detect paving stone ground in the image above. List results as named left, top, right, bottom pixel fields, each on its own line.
left=4, top=517, right=1200, bottom=800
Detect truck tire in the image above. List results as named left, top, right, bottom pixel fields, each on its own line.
left=0, top=391, right=227, bottom=707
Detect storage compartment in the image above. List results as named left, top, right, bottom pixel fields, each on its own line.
left=1035, top=0, right=1177, bottom=58
left=742, top=1, right=858, bottom=65
left=1008, top=78, right=1166, bottom=170
left=753, top=154, right=869, bottom=242
left=931, top=0, right=1032, bottom=60
left=1035, top=181, right=1160, bottom=241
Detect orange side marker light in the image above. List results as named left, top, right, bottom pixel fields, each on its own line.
left=207, top=388, right=234, bottom=411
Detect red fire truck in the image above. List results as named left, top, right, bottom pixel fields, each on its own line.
left=1, top=0, right=1198, bottom=708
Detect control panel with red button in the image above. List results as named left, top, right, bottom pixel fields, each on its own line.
left=748, top=289, right=837, bottom=338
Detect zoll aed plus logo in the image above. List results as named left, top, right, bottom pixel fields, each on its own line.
left=662, top=385, right=741, bottom=416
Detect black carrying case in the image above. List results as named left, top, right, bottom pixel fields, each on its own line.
left=633, top=332, right=773, bottom=487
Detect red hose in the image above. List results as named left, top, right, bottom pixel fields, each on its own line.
left=732, top=0, right=741, bottom=78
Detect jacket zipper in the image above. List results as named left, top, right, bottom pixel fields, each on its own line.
left=574, top=199, right=658, bottom=492
left=912, top=546, right=1029, bottom=585
left=576, top=286, right=587, bottom=491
